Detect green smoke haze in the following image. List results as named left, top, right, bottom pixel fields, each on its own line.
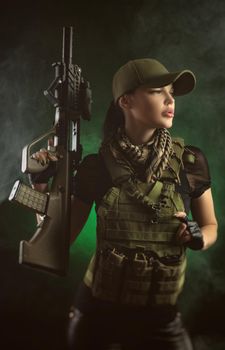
left=0, top=1, right=225, bottom=349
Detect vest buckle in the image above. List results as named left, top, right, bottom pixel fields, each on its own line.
left=150, top=217, right=158, bottom=224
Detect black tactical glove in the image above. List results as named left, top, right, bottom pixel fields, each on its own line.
left=180, top=216, right=204, bottom=250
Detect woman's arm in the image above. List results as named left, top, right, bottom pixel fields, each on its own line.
left=190, top=188, right=218, bottom=250
left=32, top=184, right=93, bottom=244
left=70, top=195, right=93, bottom=244
left=175, top=188, right=218, bottom=250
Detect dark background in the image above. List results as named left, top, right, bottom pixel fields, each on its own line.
left=0, top=0, right=225, bottom=349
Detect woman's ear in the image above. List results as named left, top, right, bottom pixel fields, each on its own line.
left=118, top=94, right=132, bottom=110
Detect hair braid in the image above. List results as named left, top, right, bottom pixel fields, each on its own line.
left=146, top=129, right=173, bottom=183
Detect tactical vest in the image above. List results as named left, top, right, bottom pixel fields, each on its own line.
left=83, top=138, right=194, bottom=306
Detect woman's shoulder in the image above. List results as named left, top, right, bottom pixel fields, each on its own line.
left=73, top=153, right=108, bottom=204
left=183, top=145, right=209, bottom=171
left=182, top=145, right=211, bottom=198
left=77, top=153, right=105, bottom=175
left=79, top=152, right=98, bottom=166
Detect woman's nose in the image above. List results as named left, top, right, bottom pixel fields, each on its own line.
left=165, top=92, right=174, bottom=105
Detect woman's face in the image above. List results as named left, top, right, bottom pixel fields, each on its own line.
left=121, top=83, right=175, bottom=129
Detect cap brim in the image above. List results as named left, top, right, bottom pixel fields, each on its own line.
left=143, top=70, right=196, bottom=96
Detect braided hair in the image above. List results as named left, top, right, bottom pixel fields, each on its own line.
left=102, top=100, right=125, bottom=145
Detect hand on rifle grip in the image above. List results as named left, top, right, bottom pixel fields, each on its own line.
left=28, top=138, right=59, bottom=185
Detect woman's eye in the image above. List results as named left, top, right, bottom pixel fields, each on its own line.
left=147, top=89, right=175, bottom=96
left=148, top=90, right=161, bottom=94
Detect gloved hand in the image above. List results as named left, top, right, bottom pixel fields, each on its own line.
left=174, top=212, right=204, bottom=250
left=28, top=147, right=59, bottom=185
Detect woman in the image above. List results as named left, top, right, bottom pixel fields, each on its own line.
left=32, top=58, right=218, bottom=349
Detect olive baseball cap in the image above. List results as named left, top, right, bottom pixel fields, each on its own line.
left=112, top=58, right=196, bottom=103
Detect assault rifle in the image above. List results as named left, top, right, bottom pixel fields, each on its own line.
left=9, top=26, right=92, bottom=276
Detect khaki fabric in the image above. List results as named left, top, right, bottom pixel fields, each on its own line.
left=83, top=138, right=189, bottom=306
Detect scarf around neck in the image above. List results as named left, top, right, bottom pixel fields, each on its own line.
left=113, top=127, right=174, bottom=183
left=99, top=127, right=176, bottom=211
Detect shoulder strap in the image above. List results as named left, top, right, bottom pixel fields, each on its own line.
left=100, top=145, right=132, bottom=186
left=183, top=146, right=196, bottom=164
left=161, top=137, right=185, bottom=183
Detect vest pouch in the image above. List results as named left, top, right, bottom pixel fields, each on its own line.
left=92, top=249, right=126, bottom=302
left=120, top=253, right=153, bottom=306
left=150, top=256, right=186, bottom=305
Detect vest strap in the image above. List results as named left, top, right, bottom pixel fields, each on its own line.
left=86, top=136, right=187, bottom=306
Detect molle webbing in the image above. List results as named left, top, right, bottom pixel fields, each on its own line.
left=85, top=249, right=187, bottom=306
left=84, top=137, right=187, bottom=306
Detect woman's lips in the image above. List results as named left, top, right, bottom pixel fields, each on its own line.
left=162, top=109, right=174, bottom=118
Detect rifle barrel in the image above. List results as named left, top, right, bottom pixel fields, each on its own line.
left=62, top=26, right=73, bottom=65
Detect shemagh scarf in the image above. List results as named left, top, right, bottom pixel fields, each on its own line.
left=114, top=127, right=174, bottom=183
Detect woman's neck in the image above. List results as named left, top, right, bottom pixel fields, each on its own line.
left=124, top=119, right=156, bottom=145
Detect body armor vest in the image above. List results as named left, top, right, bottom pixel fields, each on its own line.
left=83, top=138, right=191, bottom=306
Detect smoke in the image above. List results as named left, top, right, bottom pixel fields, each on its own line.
left=193, top=335, right=225, bottom=350
left=0, top=1, right=224, bottom=349
left=116, top=0, right=225, bottom=148
left=0, top=42, right=53, bottom=203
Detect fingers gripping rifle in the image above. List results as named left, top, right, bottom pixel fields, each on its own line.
left=9, top=26, right=92, bottom=275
